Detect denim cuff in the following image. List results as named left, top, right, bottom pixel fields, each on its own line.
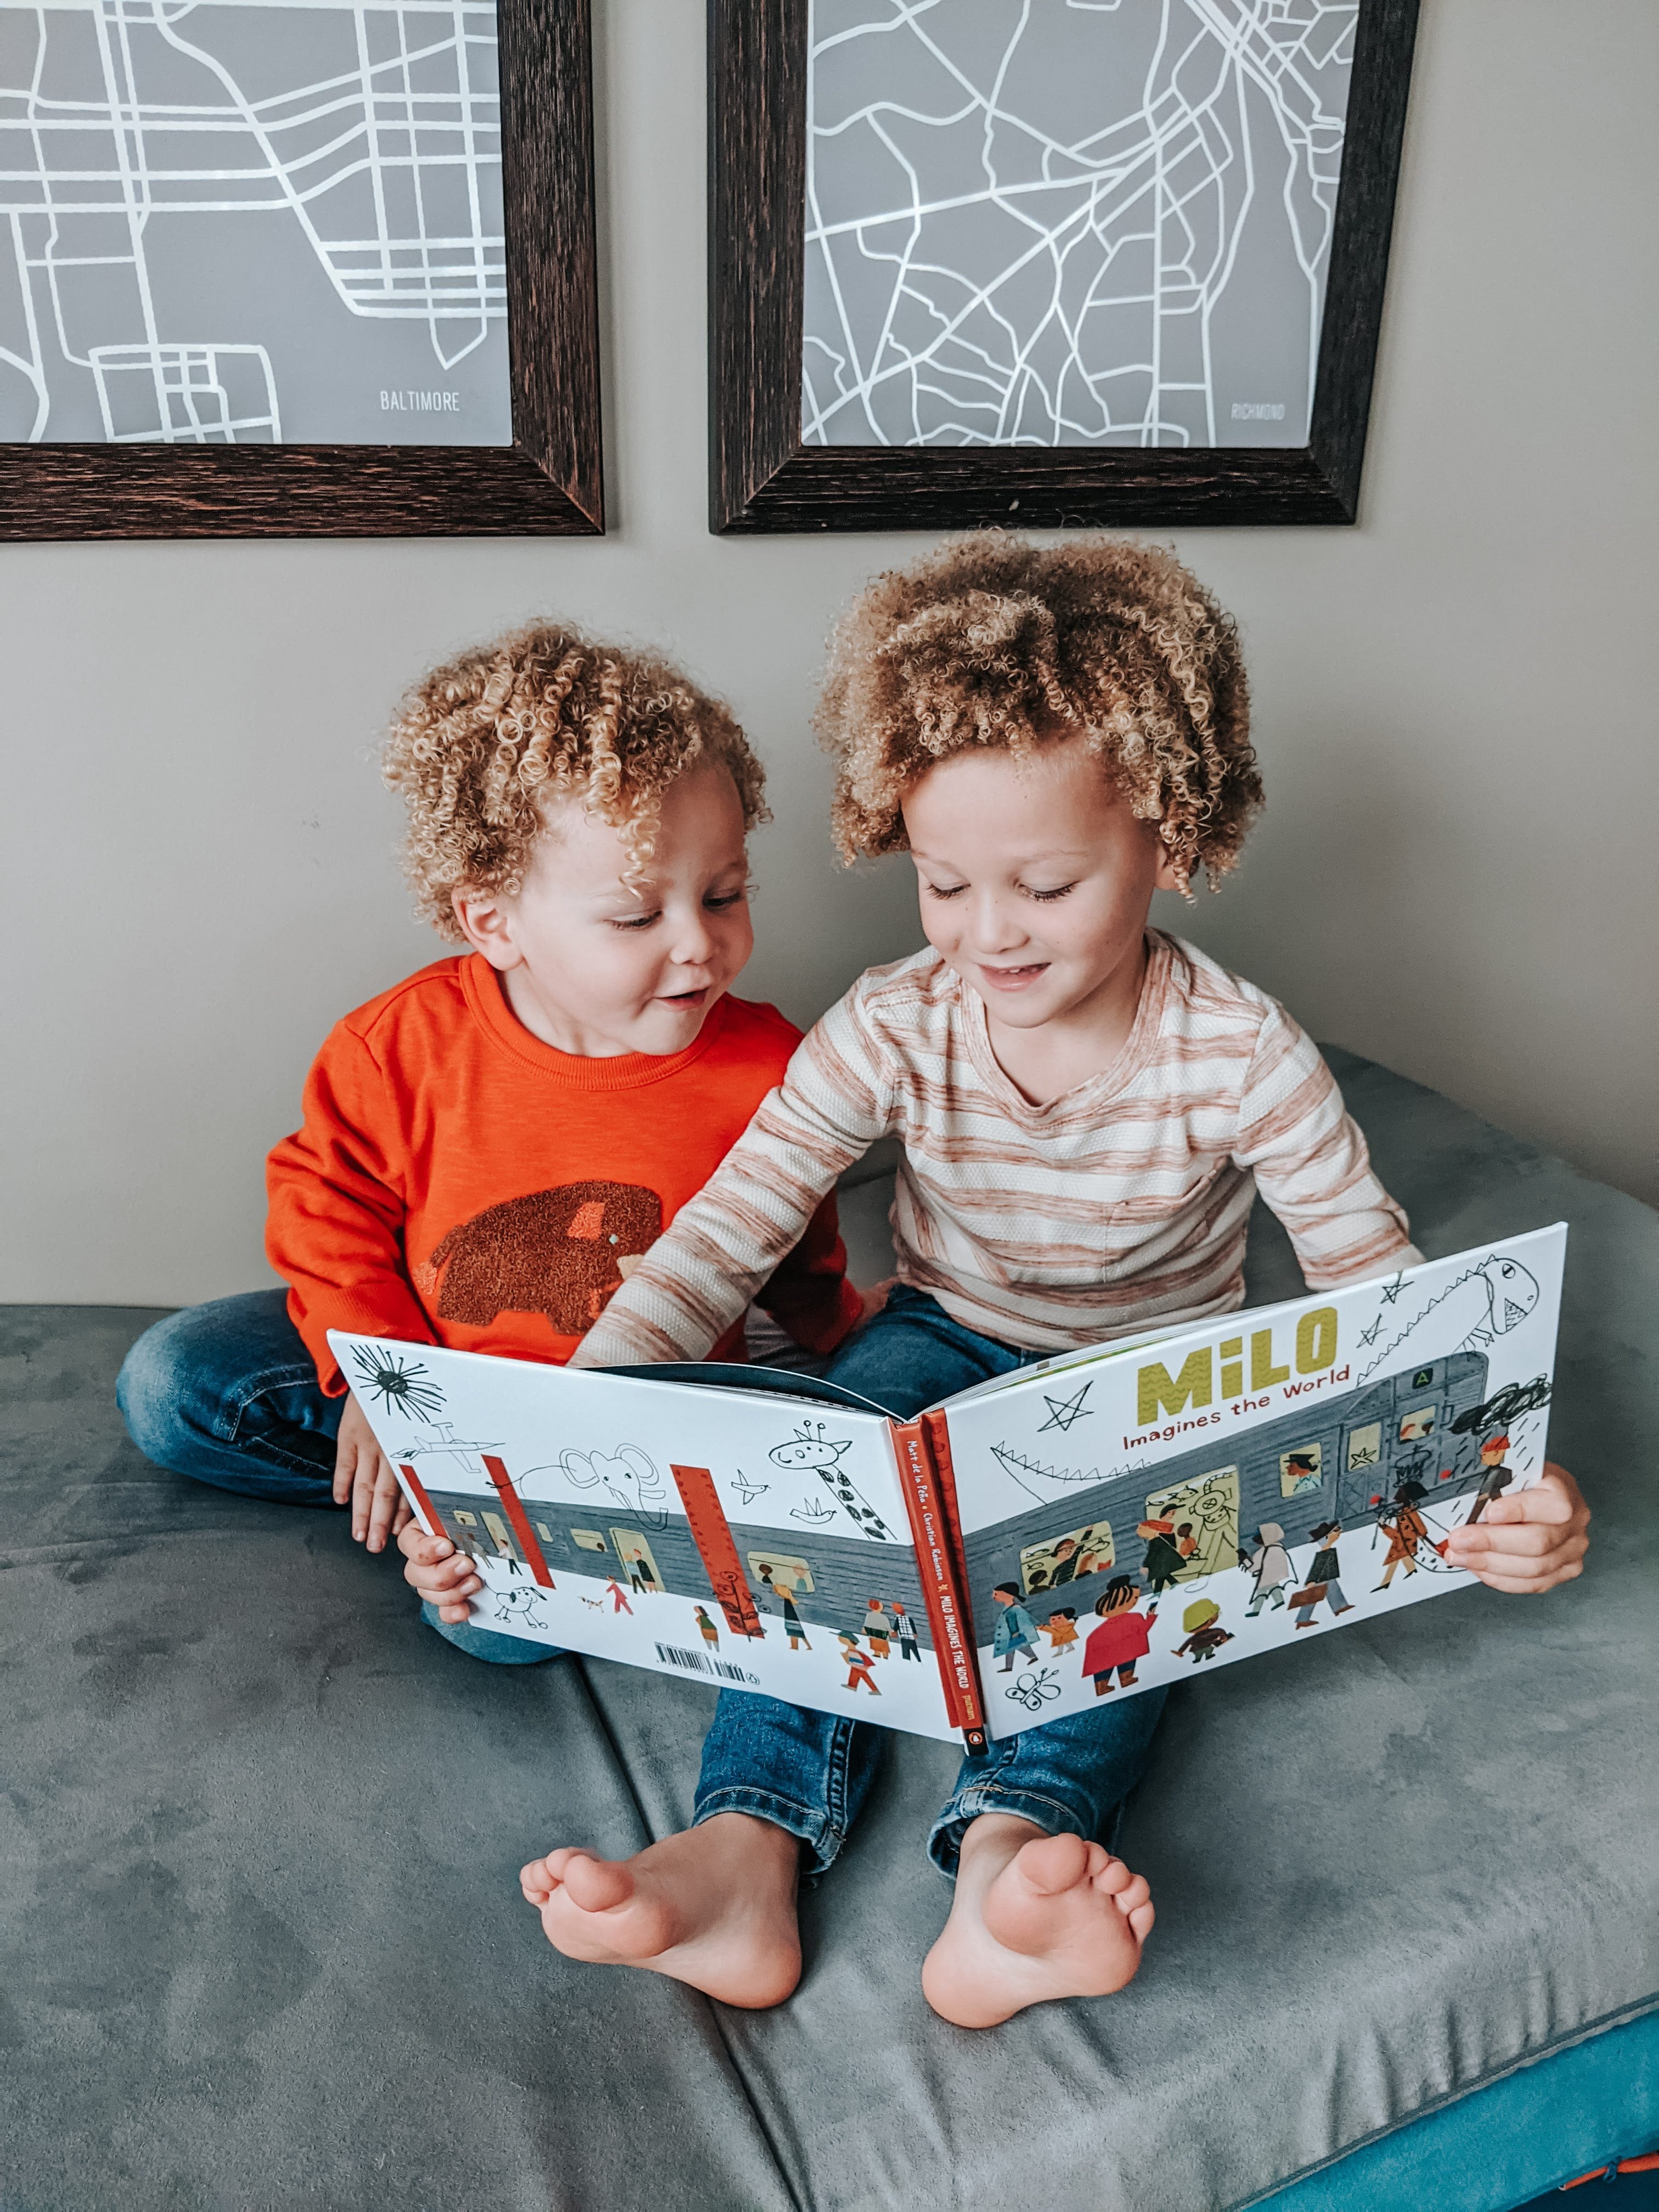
left=926, top=1778, right=1114, bottom=1880
left=692, top=1785, right=848, bottom=1880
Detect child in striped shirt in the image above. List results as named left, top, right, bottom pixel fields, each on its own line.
left=498, top=538, right=1590, bottom=2025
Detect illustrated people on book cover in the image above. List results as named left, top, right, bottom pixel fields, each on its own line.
left=1047, top=1536, right=1084, bottom=1585
left=1374, top=1481, right=1435, bottom=1590
left=991, top=1583, right=1041, bottom=1672
left=695, top=1606, right=720, bottom=1650
left=838, top=1634, right=881, bottom=1695
left=1082, top=1579, right=1158, bottom=1696
left=1175, top=1522, right=1199, bottom=1563
left=1466, top=1436, right=1516, bottom=1525
left=1173, top=1599, right=1234, bottom=1664
left=760, top=1566, right=813, bottom=1652
left=864, top=1600, right=894, bottom=1657
left=1041, top=1607, right=1080, bottom=1654
left=893, top=1602, right=919, bottom=1661
left=606, top=1578, right=633, bottom=1615
left=1137, top=1520, right=1187, bottom=1595
left=1240, top=1523, right=1293, bottom=1616
left=1294, top=1523, right=1356, bottom=1628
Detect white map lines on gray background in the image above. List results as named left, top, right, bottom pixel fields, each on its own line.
left=0, top=0, right=511, bottom=444
left=803, top=0, right=1357, bottom=449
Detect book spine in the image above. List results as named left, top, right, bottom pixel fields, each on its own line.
left=480, top=1455, right=555, bottom=1588
left=396, top=1462, right=441, bottom=1539
left=889, top=1419, right=989, bottom=1753
left=922, top=1409, right=990, bottom=1753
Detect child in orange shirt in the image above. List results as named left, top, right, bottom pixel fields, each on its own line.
left=117, top=624, right=862, bottom=1658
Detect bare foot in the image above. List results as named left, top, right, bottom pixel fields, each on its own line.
left=519, top=1813, right=802, bottom=2008
left=921, top=1814, right=1154, bottom=2028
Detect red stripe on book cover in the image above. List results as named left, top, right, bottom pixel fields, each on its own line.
left=889, top=1419, right=988, bottom=1750
left=670, top=1465, right=765, bottom=1639
left=480, top=1455, right=555, bottom=1587
left=396, top=1463, right=441, bottom=1539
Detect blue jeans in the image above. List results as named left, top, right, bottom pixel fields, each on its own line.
left=116, top=1291, right=562, bottom=1666
left=695, top=1288, right=1169, bottom=1877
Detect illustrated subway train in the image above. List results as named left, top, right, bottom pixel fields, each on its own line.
left=959, top=1348, right=1500, bottom=1640
left=400, top=1347, right=1508, bottom=1656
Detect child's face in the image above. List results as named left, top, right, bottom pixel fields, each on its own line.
left=454, top=763, right=754, bottom=1057
left=901, top=735, right=1181, bottom=1034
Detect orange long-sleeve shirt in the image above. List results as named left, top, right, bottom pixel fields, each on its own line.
left=266, top=955, right=861, bottom=1393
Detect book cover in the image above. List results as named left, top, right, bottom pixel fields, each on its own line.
left=332, top=1223, right=1564, bottom=1748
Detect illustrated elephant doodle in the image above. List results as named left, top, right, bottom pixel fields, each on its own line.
left=551, top=1444, right=669, bottom=1530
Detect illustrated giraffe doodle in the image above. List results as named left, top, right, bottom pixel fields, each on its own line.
left=768, top=1422, right=895, bottom=1541
left=1353, top=1254, right=1541, bottom=1386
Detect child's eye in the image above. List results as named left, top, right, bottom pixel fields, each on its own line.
left=1026, top=882, right=1076, bottom=902
left=704, top=889, right=748, bottom=911
left=611, top=910, right=661, bottom=932
left=924, top=881, right=967, bottom=900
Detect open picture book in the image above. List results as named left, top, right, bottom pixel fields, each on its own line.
left=332, top=1223, right=1565, bottom=1751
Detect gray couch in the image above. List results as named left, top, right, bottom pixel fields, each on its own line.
left=4, top=1049, right=1655, bottom=2211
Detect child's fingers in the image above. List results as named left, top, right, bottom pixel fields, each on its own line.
left=331, top=1433, right=358, bottom=1507
left=435, top=1598, right=475, bottom=1623
left=392, top=1495, right=414, bottom=1536
left=1449, top=1520, right=1560, bottom=1561
left=1470, top=1559, right=1584, bottom=1595
left=349, top=1453, right=382, bottom=1543
left=397, top=1522, right=452, bottom=1564
left=364, top=1459, right=403, bottom=1554
left=1473, top=1489, right=1572, bottom=1528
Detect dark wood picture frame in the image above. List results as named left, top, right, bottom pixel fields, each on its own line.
left=1, top=0, right=602, bottom=540
left=709, top=0, right=1418, bottom=535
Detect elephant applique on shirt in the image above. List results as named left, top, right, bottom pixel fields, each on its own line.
left=414, top=1180, right=663, bottom=1337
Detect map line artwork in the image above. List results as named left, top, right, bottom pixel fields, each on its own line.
left=802, top=0, right=1358, bottom=451
left=0, top=0, right=512, bottom=444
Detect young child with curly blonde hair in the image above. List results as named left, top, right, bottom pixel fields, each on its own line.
left=118, top=624, right=862, bottom=1656
left=505, top=535, right=1589, bottom=2025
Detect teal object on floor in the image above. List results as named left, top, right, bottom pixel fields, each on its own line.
left=1250, top=2007, right=1659, bottom=2211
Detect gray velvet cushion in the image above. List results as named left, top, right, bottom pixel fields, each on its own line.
left=3, top=1048, right=1654, bottom=2211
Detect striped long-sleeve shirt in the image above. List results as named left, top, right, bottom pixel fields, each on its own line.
left=572, top=932, right=1419, bottom=1367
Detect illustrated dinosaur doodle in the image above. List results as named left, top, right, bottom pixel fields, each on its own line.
left=1353, top=1254, right=1541, bottom=1387
left=768, top=1422, right=895, bottom=1542
left=548, top=1444, right=669, bottom=1530
left=989, top=1442, right=1141, bottom=1505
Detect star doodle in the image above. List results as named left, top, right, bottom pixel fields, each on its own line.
left=1037, top=1381, right=1095, bottom=1434
left=1358, top=1318, right=1384, bottom=1347
left=1379, top=1273, right=1407, bottom=1306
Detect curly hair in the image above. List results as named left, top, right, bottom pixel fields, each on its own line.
left=816, top=534, right=1261, bottom=894
left=382, top=621, right=768, bottom=938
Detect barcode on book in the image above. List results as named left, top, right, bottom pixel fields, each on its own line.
left=654, top=1641, right=758, bottom=1685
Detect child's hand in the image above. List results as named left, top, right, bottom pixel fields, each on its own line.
left=855, top=1278, right=896, bottom=1330
left=331, top=1390, right=413, bottom=1553
left=1443, top=1464, right=1589, bottom=1594
left=399, top=1520, right=482, bottom=1624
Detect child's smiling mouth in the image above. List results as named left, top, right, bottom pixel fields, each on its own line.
left=976, top=961, right=1050, bottom=992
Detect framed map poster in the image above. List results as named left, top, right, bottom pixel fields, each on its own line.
left=709, top=0, right=1418, bottom=534
left=0, top=0, right=601, bottom=537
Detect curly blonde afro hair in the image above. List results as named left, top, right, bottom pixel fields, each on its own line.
left=817, top=534, right=1261, bottom=894
left=383, top=620, right=768, bottom=939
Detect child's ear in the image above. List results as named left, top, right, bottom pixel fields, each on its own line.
left=451, top=888, right=522, bottom=970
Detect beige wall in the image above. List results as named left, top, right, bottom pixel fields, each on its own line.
left=2, top=0, right=1654, bottom=1307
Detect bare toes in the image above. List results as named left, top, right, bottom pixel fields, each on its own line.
left=1108, top=1871, right=1152, bottom=1918
left=1127, top=1899, right=1155, bottom=1941
left=1018, top=1832, right=1092, bottom=1894
left=1090, top=1853, right=1135, bottom=1898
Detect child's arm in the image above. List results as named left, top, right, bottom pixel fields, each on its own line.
left=751, top=1190, right=865, bottom=1353
left=1444, top=1464, right=1589, bottom=1593
left=572, top=990, right=899, bottom=1367
left=267, top=1020, right=433, bottom=1547
left=1232, top=1005, right=1423, bottom=1286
